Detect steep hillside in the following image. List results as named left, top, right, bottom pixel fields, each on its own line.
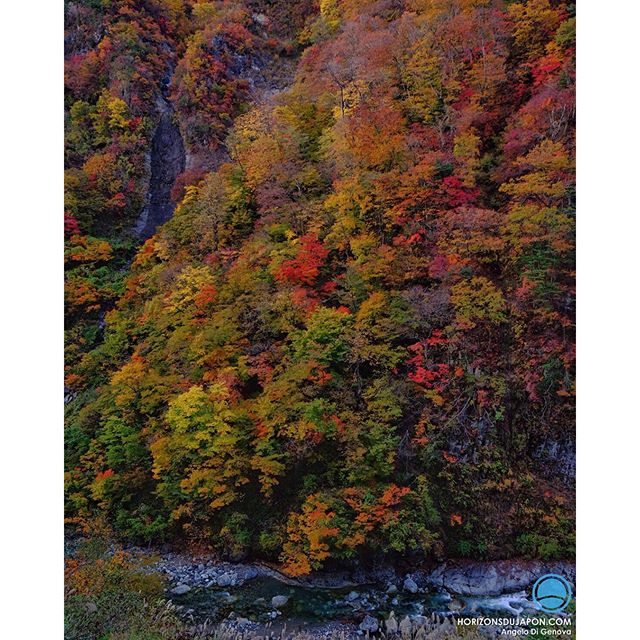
left=65, top=0, right=575, bottom=576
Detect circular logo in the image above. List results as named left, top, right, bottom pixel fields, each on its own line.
left=532, top=574, right=572, bottom=613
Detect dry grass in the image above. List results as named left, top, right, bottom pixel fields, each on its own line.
left=207, top=617, right=495, bottom=640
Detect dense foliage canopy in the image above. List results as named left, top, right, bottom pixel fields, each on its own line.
left=65, top=0, right=575, bottom=575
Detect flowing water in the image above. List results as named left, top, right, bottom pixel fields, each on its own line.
left=170, top=575, right=540, bottom=627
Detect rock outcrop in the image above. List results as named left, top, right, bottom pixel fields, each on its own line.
left=426, top=560, right=576, bottom=596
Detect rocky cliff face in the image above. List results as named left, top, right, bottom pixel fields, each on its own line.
left=135, top=96, right=185, bottom=240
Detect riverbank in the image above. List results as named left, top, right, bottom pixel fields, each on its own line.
left=65, top=537, right=574, bottom=639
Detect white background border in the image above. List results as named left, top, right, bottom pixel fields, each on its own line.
left=577, top=0, right=640, bottom=636
left=2, top=0, right=64, bottom=637
left=1, top=1, right=638, bottom=638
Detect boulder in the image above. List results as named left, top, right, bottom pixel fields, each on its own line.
left=171, top=584, right=191, bottom=595
left=271, top=595, right=289, bottom=608
left=359, top=614, right=379, bottom=633
left=346, top=591, right=360, bottom=602
left=403, top=576, right=419, bottom=593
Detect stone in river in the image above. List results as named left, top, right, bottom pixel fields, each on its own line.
left=403, top=576, right=419, bottom=593
left=271, top=595, right=289, bottom=608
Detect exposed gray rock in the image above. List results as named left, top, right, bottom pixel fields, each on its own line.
left=271, top=595, right=289, bottom=608
left=359, top=614, right=379, bottom=633
left=134, top=96, right=185, bottom=240
left=171, top=583, right=191, bottom=595
left=403, top=576, right=419, bottom=593
left=216, top=572, right=235, bottom=587
left=426, top=560, right=575, bottom=597
left=368, top=566, right=397, bottom=584
left=234, top=565, right=260, bottom=582
left=386, top=584, right=398, bottom=595
left=346, top=591, right=360, bottom=602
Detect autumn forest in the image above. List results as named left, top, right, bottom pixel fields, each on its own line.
left=64, top=0, right=576, bottom=580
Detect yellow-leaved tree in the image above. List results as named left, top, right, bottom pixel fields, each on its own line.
left=151, top=384, right=250, bottom=523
